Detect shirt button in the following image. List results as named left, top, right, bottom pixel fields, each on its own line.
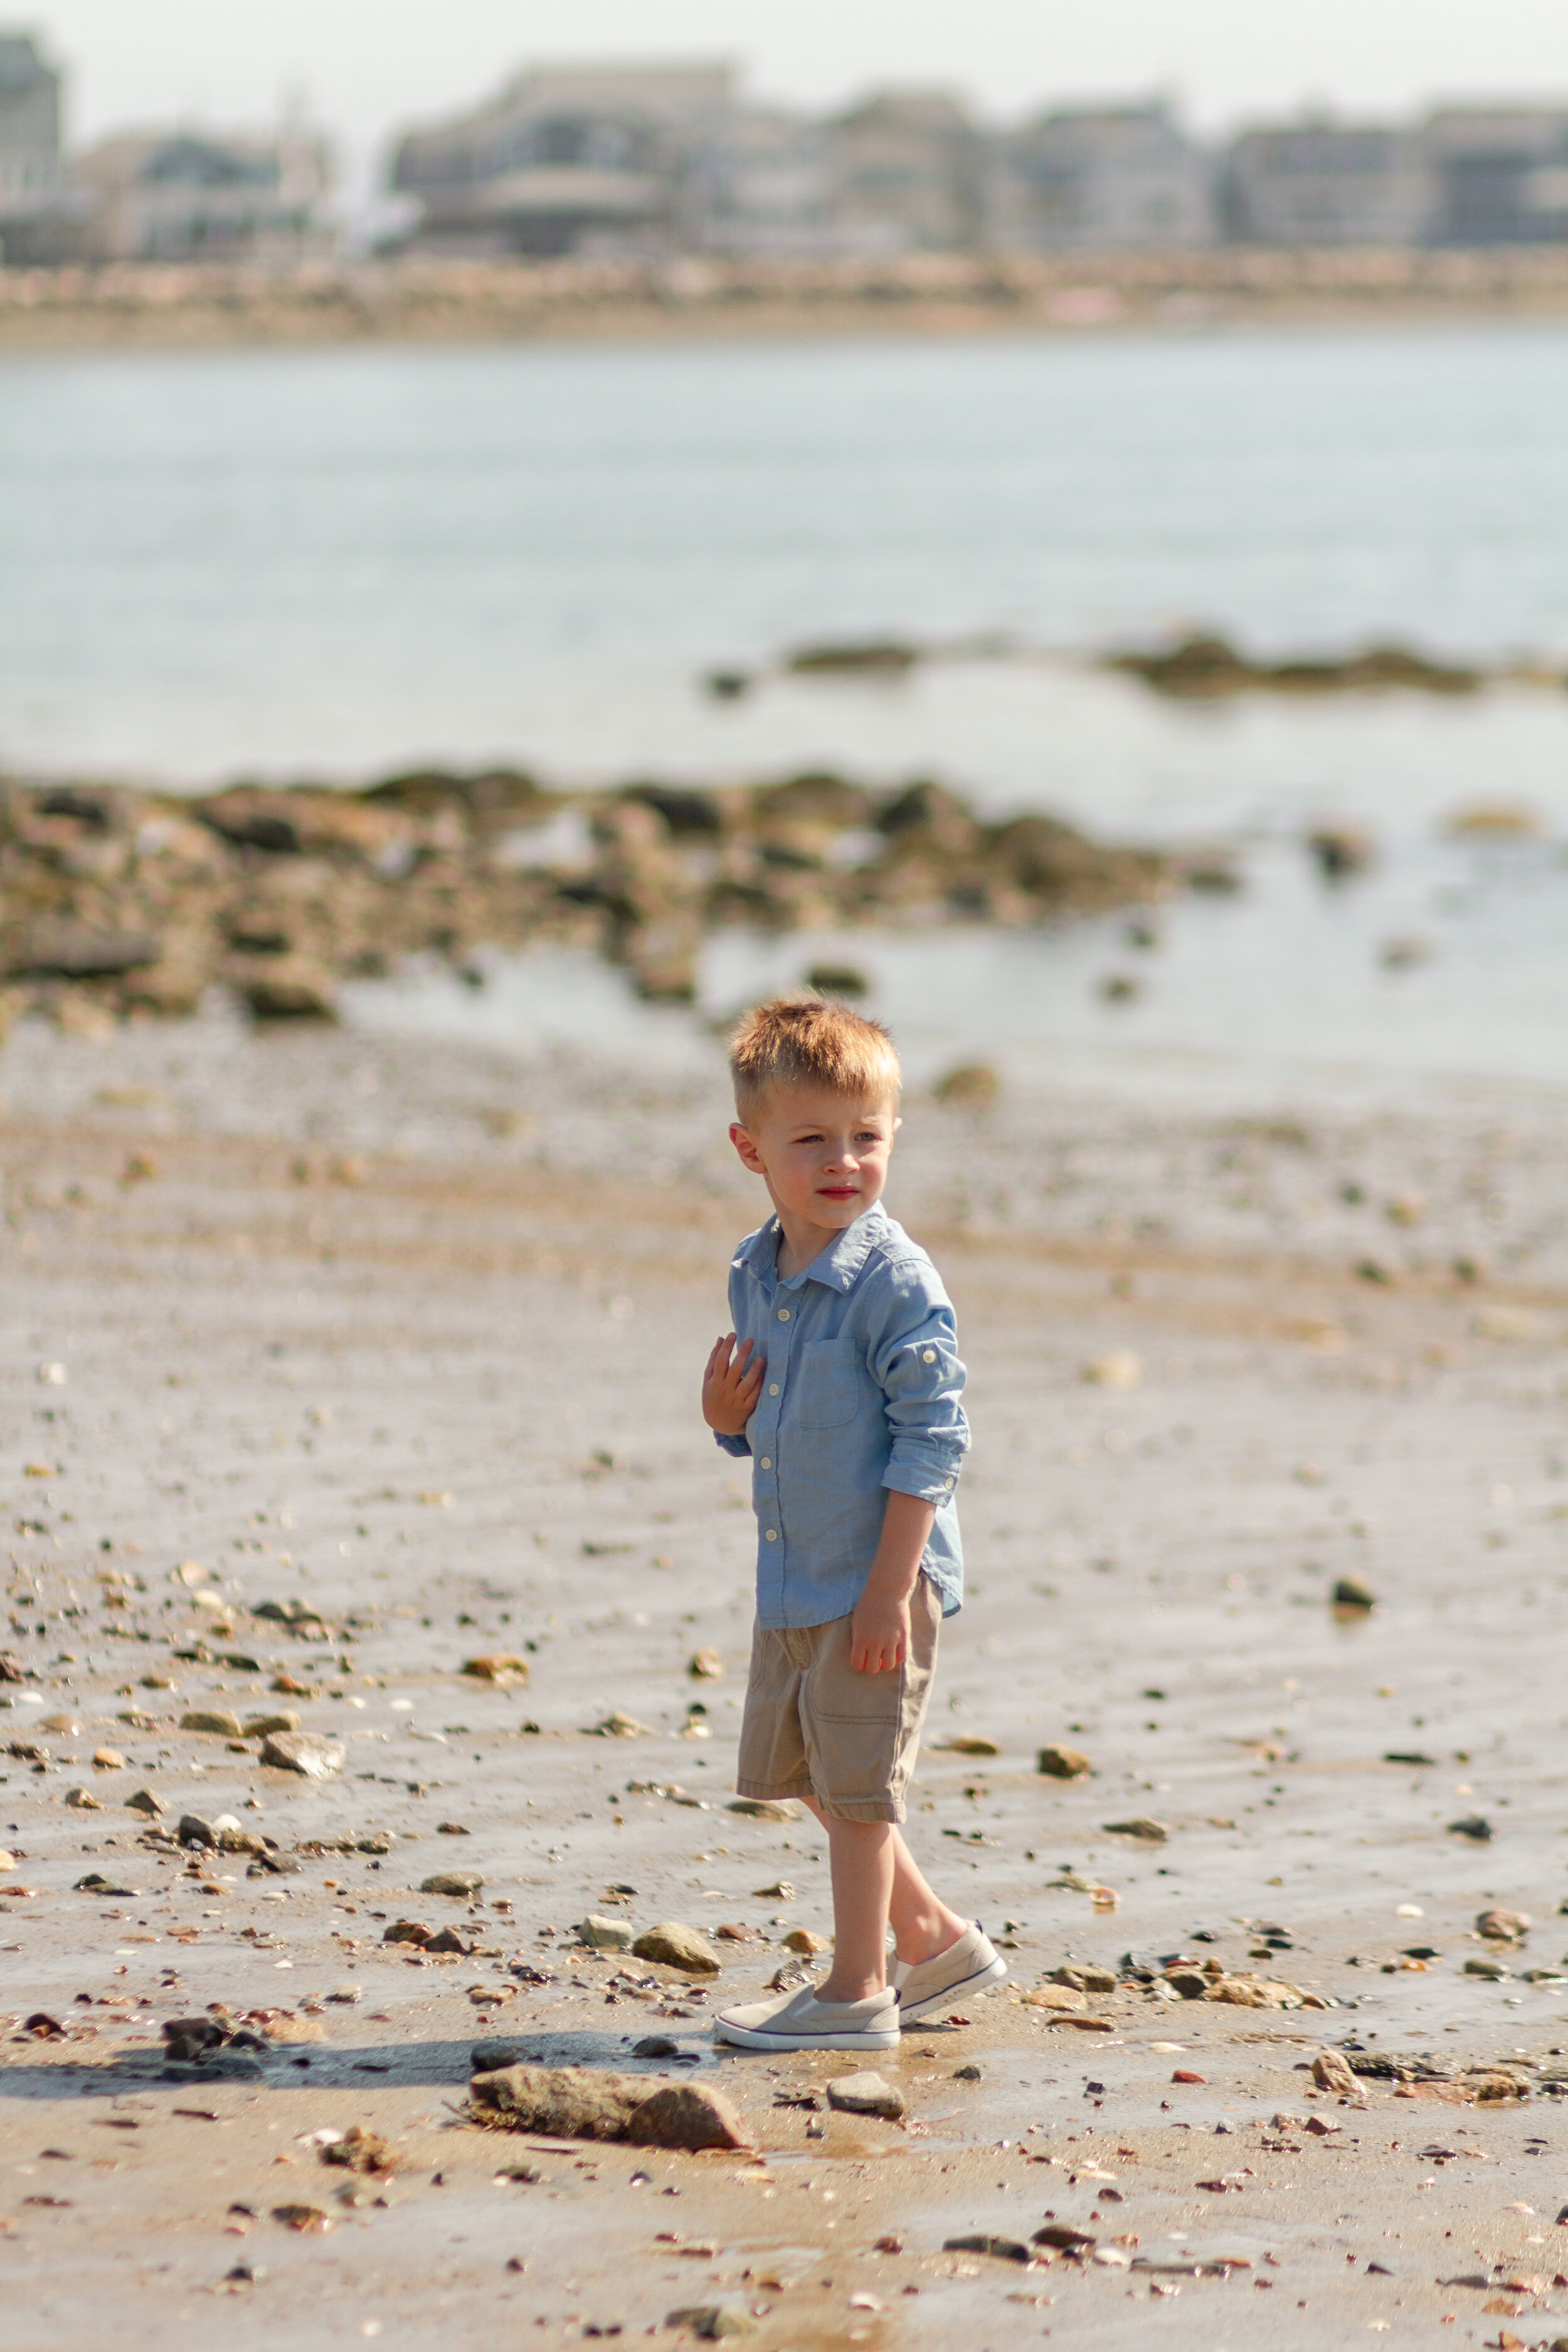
left=768, top=1382, right=779, bottom=1396
left=922, top=1348, right=936, bottom=1363
left=765, top=1528, right=778, bottom=1542
left=777, top=1307, right=791, bottom=1322
left=760, top=1455, right=772, bottom=1470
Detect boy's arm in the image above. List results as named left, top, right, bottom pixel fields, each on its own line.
left=850, top=1490, right=936, bottom=1673
left=866, top=1260, right=970, bottom=1506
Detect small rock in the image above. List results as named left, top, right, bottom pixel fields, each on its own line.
left=1311, top=2051, right=1360, bottom=2095
left=63, top=1786, right=103, bottom=1810
left=781, top=1928, right=827, bottom=1956
left=687, top=1648, right=724, bottom=1679
left=944, top=2233, right=1030, bottom=2262
left=952, top=2062, right=983, bottom=2080
left=243, top=1712, right=299, bottom=1737
left=1102, top=1816, right=1168, bottom=1841
left=590, top=1711, right=651, bottom=1738
left=1205, top=1976, right=1305, bottom=2010
left=1034, top=2222, right=1096, bottom=2250
left=751, top=1880, right=795, bottom=1900
left=931, top=1062, right=1000, bottom=1111
left=1021, top=1984, right=1086, bottom=2012
left=437, top=1821, right=472, bottom=1836
left=75, top=1870, right=138, bottom=1894
left=270, top=2203, right=333, bottom=2233
left=180, top=1709, right=244, bottom=1738
left=632, top=1922, right=721, bottom=1975
left=259, top=1732, right=345, bottom=1779
left=421, top=1870, right=483, bottom=1898
left=1476, top=1909, right=1530, bottom=1942
left=1165, top=1968, right=1210, bottom=2000
left=663, top=2306, right=755, bottom=2341
left=326, top=1985, right=362, bottom=2005
left=1037, top=1744, right=1093, bottom=1780
left=90, top=1747, right=126, bottom=1771
left=425, top=1926, right=475, bottom=1954
left=1050, top=1964, right=1118, bottom=1993
left=726, top=1798, right=795, bottom=1821
left=1083, top=1352, right=1140, bottom=1389
left=633, top=2036, right=681, bottom=2058
left=462, top=1655, right=531, bottom=1685
left=382, top=1920, right=431, bottom=1946
left=578, top=1915, right=635, bottom=1951
left=356, top=1833, right=393, bottom=1855
left=825, top=2071, right=904, bottom=2119
left=320, top=2125, right=396, bottom=2175
left=1464, top=1956, right=1510, bottom=1981
left=1330, top=1577, right=1377, bottom=1613
left=931, top=1734, right=1000, bottom=1756
left=0, top=1850, right=14, bottom=1873
left=1448, top=1813, right=1493, bottom=1842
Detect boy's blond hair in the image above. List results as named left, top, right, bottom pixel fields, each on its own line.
left=729, top=995, right=901, bottom=1123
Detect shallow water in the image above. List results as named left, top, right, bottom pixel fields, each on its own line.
left=4, top=320, right=1567, bottom=1101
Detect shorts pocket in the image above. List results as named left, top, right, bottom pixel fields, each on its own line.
left=792, top=1337, right=862, bottom=1429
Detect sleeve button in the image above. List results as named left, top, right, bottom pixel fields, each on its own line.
left=921, top=1347, right=936, bottom=1363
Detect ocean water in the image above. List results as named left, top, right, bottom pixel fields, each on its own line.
left=3, top=320, right=1567, bottom=1103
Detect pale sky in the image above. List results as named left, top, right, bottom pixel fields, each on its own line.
left=23, top=0, right=1568, bottom=188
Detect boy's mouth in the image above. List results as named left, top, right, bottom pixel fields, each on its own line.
left=817, top=1185, right=859, bottom=1201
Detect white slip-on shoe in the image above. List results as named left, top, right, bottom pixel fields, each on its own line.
left=893, top=1922, right=1007, bottom=2024
left=711, top=1983, right=899, bottom=2053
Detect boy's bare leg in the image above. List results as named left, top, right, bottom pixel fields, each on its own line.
left=803, top=1798, right=968, bottom=1995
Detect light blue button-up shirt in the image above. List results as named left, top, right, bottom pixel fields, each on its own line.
left=715, top=1202, right=969, bottom=1629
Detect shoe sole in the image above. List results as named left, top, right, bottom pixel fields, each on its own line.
left=896, top=1954, right=1009, bottom=2024
left=712, top=2020, right=900, bottom=2053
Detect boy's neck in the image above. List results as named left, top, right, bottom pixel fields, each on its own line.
left=773, top=1199, right=872, bottom=1284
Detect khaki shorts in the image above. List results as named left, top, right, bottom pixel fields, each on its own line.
left=735, top=1573, right=941, bottom=1825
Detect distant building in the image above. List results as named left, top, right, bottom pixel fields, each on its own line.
left=822, top=90, right=985, bottom=253
left=990, top=103, right=1213, bottom=248
left=0, top=28, right=70, bottom=261
left=390, top=60, right=735, bottom=257
left=692, top=103, right=834, bottom=256
left=1221, top=121, right=1433, bottom=246
left=75, top=127, right=332, bottom=262
left=1422, top=108, right=1568, bottom=245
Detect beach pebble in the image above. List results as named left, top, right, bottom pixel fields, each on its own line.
left=1463, top=1956, right=1510, bottom=1980
left=1022, top=1984, right=1086, bottom=2012
left=1083, top=1351, right=1140, bottom=1389
left=590, top=1711, right=652, bottom=1738
left=383, top=1920, right=432, bottom=1946
left=687, top=1648, right=724, bottom=1679
left=0, top=1850, right=15, bottom=1873
left=421, top=1870, right=483, bottom=1898
left=632, top=1922, right=721, bottom=1975
left=1050, top=1964, right=1118, bottom=1993
left=931, top=1734, right=1000, bottom=1756
left=633, top=2036, right=682, bottom=2058
left=826, top=2071, right=904, bottom=2119
left=578, top=1915, right=635, bottom=1951
left=462, top=1654, right=531, bottom=1685
left=1448, top=1813, right=1493, bottom=1841
left=751, top=1880, right=795, bottom=1900
left=90, top=1747, right=125, bottom=1770
left=125, top=1788, right=167, bottom=1816
left=63, top=1786, right=103, bottom=1809
left=1311, top=2051, right=1359, bottom=2094
left=662, top=2304, right=755, bottom=2339
left=260, top=1731, right=345, bottom=1779
left=943, top=2232, right=1030, bottom=2261
left=243, top=1712, right=300, bottom=1737
left=1037, top=1743, right=1093, bottom=1780
left=178, top=1813, right=218, bottom=1848
left=1102, top=1816, right=1168, bottom=1841
left=1330, top=1578, right=1377, bottom=1613
left=1475, top=1909, right=1530, bottom=1942
left=726, top=1798, right=795, bottom=1821
left=180, top=1708, right=244, bottom=1738
left=781, top=1928, right=827, bottom=1955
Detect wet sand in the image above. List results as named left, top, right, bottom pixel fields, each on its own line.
left=3, top=1012, right=1567, bottom=2349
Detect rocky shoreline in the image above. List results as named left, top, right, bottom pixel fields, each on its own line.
left=0, top=768, right=1182, bottom=1025
left=8, top=247, right=1568, bottom=353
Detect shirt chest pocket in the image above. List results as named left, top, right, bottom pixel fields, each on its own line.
left=792, top=1337, right=862, bottom=1429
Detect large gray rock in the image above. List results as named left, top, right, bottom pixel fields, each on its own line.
left=825, top=2070, right=905, bottom=2119
left=258, top=1730, right=344, bottom=1779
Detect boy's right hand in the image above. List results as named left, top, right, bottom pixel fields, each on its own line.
left=703, top=1333, right=765, bottom=1436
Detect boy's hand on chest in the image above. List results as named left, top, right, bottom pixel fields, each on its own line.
left=703, top=1331, right=765, bottom=1435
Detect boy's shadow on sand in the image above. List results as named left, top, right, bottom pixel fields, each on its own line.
left=0, top=2024, right=757, bottom=2104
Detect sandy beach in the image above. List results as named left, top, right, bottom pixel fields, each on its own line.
left=3, top=1007, right=1567, bottom=2349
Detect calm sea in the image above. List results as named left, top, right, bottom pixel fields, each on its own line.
left=4, top=320, right=1567, bottom=1103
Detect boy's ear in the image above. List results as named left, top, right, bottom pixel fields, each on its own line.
left=729, top=1120, right=766, bottom=1174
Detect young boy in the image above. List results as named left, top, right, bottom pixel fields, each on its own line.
left=701, top=996, right=1005, bottom=2053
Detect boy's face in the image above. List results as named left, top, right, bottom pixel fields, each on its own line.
left=729, top=1086, right=899, bottom=1239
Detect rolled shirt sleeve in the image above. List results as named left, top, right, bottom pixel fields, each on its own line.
left=713, top=1429, right=752, bottom=1458
left=862, top=1256, right=970, bottom=1502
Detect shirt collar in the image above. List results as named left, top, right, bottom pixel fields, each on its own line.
left=733, top=1202, right=889, bottom=1294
